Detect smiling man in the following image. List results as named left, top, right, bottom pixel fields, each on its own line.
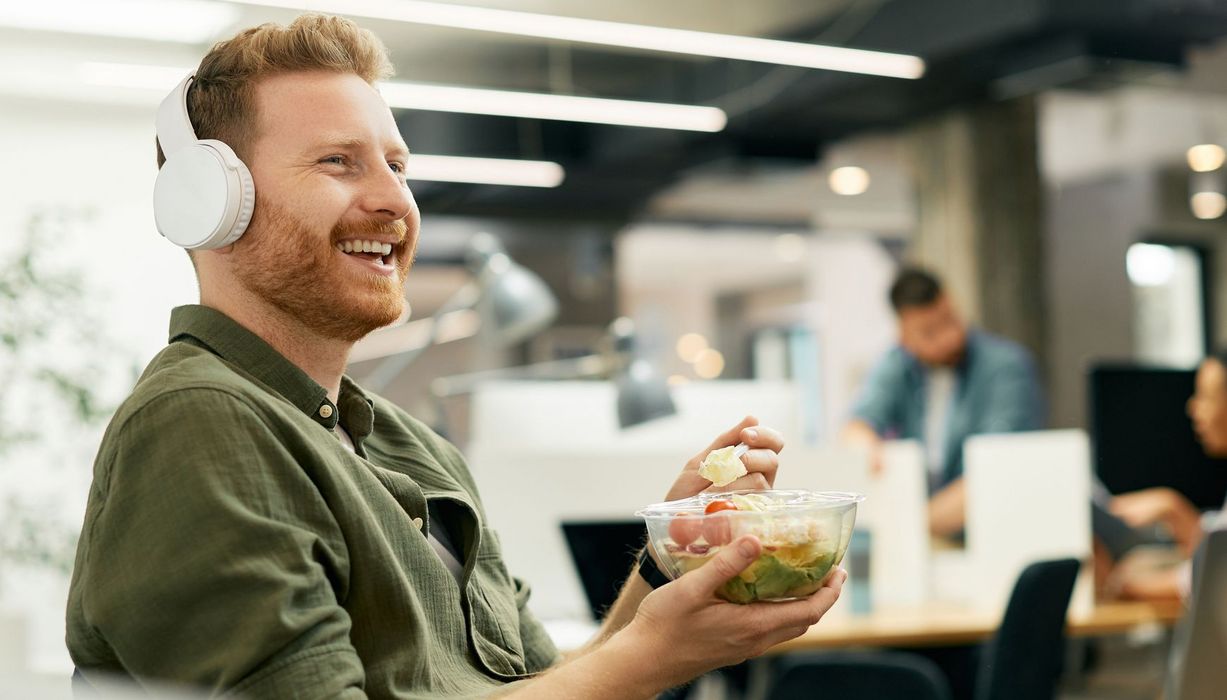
left=65, top=14, right=844, bottom=699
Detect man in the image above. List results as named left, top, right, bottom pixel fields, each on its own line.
left=65, top=14, right=844, bottom=699
left=842, top=267, right=1044, bottom=536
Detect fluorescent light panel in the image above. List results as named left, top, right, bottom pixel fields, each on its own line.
left=380, top=81, right=726, bottom=132
left=407, top=155, right=564, bottom=188
left=227, top=0, right=925, bottom=79
left=75, top=61, right=725, bottom=132
left=0, top=0, right=237, bottom=44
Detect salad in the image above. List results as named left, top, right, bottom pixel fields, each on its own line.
left=638, top=490, right=861, bottom=604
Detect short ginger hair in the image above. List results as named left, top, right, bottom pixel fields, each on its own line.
left=156, top=13, right=395, bottom=168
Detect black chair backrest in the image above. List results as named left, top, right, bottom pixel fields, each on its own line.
left=976, top=558, right=1081, bottom=700
left=767, top=650, right=953, bottom=700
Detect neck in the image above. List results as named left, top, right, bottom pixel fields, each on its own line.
left=200, top=287, right=350, bottom=403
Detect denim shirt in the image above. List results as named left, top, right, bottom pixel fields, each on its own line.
left=851, top=330, right=1045, bottom=489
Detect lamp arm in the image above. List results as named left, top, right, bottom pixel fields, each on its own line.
left=360, top=281, right=482, bottom=393
left=429, top=352, right=619, bottom=398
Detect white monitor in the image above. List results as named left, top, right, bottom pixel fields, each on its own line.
left=963, top=430, right=1093, bottom=613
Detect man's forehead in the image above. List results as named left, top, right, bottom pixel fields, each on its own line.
left=252, top=72, right=404, bottom=150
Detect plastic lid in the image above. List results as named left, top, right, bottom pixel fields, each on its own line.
left=635, top=489, right=864, bottom=517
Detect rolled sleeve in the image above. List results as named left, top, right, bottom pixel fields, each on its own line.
left=75, top=388, right=366, bottom=698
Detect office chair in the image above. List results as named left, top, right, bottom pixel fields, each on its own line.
left=975, top=557, right=1081, bottom=700
left=765, top=650, right=953, bottom=700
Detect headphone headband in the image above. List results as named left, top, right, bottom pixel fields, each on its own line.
left=156, top=73, right=198, bottom=156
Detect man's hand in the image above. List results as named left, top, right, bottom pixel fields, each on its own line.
left=928, top=477, right=967, bottom=538
left=620, top=535, right=846, bottom=689
left=666, top=416, right=784, bottom=502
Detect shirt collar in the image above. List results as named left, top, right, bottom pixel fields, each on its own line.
left=168, top=305, right=345, bottom=430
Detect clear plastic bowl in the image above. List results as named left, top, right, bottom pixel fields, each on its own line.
left=636, top=489, right=864, bottom=604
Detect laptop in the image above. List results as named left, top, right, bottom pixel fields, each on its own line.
left=559, top=520, right=647, bottom=621
left=1166, top=528, right=1227, bottom=700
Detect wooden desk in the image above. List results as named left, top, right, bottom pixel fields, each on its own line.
left=767, top=599, right=1186, bottom=654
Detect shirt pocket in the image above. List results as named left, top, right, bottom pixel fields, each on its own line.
left=467, top=527, right=529, bottom=679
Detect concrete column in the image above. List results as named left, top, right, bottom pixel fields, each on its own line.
left=905, top=97, right=1048, bottom=371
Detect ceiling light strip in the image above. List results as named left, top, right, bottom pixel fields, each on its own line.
left=380, top=81, right=726, bottom=132
left=406, top=154, right=565, bottom=188
left=226, top=0, right=926, bottom=79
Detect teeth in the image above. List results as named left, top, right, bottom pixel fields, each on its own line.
left=337, top=239, right=395, bottom=255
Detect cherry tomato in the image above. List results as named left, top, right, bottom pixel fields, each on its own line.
left=667, top=513, right=703, bottom=547
left=704, top=499, right=737, bottom=515
left=702, top=512, right=735, bottom=546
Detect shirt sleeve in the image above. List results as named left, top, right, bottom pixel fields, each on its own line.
left=851, top=351, right=905, bottom=433
left=976, top=350, right=1045, bottom=434
left=75, top=387, right=366, bottom=699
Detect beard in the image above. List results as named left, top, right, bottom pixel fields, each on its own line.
left=232, top=200, right=416, bottom=342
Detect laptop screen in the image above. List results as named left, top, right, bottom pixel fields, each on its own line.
left=560, top=520, right=647, bottom=621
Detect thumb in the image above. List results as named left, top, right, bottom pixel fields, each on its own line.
left=684, top=535, right=762, bottom=595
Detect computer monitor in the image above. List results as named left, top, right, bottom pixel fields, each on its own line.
left=1088, top=364, right=1227, bottom=509
left=559, top=520, right=647, bottom=621
left=1166, top=528, right=1227, bottom=700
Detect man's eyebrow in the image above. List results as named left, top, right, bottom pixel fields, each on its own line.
left=310, top=136, right=410, bottom=158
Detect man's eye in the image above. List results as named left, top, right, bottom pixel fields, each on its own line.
left=388, top=162, right=405, bottom=174
left=321, top=156, right=346, bottom=165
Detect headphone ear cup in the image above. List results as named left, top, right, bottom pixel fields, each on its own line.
left=153, top=140, right=255, bottom=250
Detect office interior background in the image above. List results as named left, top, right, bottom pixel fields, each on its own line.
left=2, top=0, right=1227, bottom=698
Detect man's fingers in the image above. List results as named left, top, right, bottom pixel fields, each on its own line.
left=701, top=415, right=759, bottom=455
left=684, top=535, right=762, bottom=595
left=751, top=568, right=847, bottom=630
left=709, top=472, right=770, bottom=494
left=739, top=424, right=784, bottom=454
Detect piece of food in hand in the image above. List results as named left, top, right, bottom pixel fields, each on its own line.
left=699, top=445, right=748, bottom=486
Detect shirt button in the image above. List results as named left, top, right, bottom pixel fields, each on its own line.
left=318, top=404, right=334, bottom=419
left=412, top=517, right=424, bottom=530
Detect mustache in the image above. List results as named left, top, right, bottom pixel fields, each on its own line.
left=331, top=217, right=409, bottom=246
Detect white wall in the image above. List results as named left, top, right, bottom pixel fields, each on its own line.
left=0, top=95, right=197, bottom=674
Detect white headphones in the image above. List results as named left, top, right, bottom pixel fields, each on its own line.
left=153, top=74, right=255, bottom=250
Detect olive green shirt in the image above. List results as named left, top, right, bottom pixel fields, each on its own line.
left=66, top=305, right=559, bottom=698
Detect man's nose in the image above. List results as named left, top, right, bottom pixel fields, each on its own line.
left=361, top=166, right=415, bottom=222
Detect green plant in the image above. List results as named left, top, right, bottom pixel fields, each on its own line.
left=0, top=209, right=137, bottom=574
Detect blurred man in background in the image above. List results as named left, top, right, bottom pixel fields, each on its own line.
left=842, top=267, right=1045, bottom=536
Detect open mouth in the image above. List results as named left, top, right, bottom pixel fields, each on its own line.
left=335, top=238, right=396, bottom=270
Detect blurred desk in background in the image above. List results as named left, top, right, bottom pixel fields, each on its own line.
left=543, top=600, right=1185, bottom=655
left=767, top=599, right=1185, bottom=653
